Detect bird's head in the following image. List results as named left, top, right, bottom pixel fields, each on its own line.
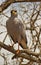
left=11, top=10, right=17, bottom=17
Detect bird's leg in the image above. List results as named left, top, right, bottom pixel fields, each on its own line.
left=18, top=42, right=19, bottom=50
left=16, top=43, right=20, bottom=54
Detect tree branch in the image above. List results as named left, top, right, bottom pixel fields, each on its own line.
left=0, top=42, right=41, bottom=63
left=0, top=0, right=41, bottom=13
left=0, top=42, right=16, bottom=54
left=0, top=41, right=40, bottom=57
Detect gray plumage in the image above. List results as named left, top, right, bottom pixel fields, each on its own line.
left=6, top=10, right=27, bottom=49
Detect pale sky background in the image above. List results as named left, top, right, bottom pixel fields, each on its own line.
left=0, top=0, right=41, bottom=65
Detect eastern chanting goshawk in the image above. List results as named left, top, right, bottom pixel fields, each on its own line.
left=6, top=10, right=28, bottom=54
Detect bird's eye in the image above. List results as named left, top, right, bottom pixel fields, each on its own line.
left=15, top=11, right=16, bottom=12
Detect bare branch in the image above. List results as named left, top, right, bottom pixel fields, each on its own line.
left=0, top=0, right=41, bottom=13
left=27, top=61, right=33, bottom=65
left=1, top=12, right=10, bottom=18
left=0, top=31, right=7, bottom=35
left=3, top=33, right=8, bottom=43
left=0, top=42, right=41, bottom=63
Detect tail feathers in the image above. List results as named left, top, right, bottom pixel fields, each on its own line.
left=19, top=39, right=28, bottom=49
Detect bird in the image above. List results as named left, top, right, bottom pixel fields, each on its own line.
left=6, top=10, right=28, bottom=54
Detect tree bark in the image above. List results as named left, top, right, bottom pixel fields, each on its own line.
left=0, top=42, right=41, bottom=63
left=0, top=0, right=41, bottom=13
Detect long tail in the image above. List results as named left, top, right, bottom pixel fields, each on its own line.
left=19, top=39, right=28, bottom=49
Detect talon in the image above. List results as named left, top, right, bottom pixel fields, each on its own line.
left=8, top=45, right=13, bottom=48
left=16, top=50, right=20, bottom=54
